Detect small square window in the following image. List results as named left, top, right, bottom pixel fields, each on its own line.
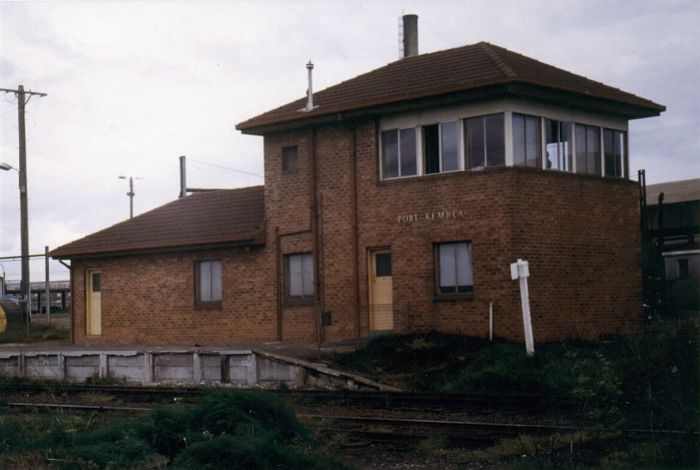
left=375, top=252, right=392, bottom=277
left=282, top=146, right=298, bottom=174
left=195, top=260, right=222, bottom=305
left=91, top=272, right=101, bottom=293
left=435, top=242, right=473, bottom=295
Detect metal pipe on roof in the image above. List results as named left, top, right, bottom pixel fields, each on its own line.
left=179, top=155, right=187, bottom=198
left=402, top=14, right=418, bottom=58
left=306, top=61, right=315, bottom=111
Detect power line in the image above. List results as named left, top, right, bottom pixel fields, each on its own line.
left=188, top=157, right=263, bottom=178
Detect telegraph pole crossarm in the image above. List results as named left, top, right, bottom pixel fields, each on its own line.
left=0, top=87, right=47, bottom=98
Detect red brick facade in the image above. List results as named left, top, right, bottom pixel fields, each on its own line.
left=69, top=120, right=641, bottom=346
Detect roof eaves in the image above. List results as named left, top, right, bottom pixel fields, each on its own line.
left=50, top=228, right=266, bottom=260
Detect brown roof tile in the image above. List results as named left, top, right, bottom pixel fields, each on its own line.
left=237, top=42, right=664, bottom=133
left=50, top=186, right=265, bottom=258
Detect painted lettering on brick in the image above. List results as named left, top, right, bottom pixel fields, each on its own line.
left=398, top=210, right=465, bottom=224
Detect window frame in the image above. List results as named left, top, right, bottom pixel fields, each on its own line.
left=603, top=128, right=627, bottom=179
left=574, top=123, right=602, bottom=176
left=512, top=113, right=542, bottom=168
left=423, top=121, right=462, bottom=175
left=380, top=127, right=418, bottom=180
left=544, top=118, right=573, bottom=172
left=284, top=252, right=315, bottom=304
left=434, top=241, right=474, bottom=300
left=194, top=259, right=222, bottom=309
left=465, top=113, right=505, bottom=170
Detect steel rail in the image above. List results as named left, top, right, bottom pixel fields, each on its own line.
left=3, top=400, right=695, bottom=439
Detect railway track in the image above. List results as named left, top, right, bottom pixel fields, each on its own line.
left=0, top=380, right=573, bottom=411
left=3, top=399, right=692, bottom=449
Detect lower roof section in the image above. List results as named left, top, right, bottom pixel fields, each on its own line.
left=50, top=186, right=265, bottom=259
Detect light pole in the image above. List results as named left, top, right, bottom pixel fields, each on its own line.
left=118, top=176, right=142, bottom=219
left=0, top=162, right=26, bottom=306
left=1, top=161, right=30, bottom=337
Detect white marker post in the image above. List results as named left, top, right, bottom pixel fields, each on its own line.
left=510, top=259, right=535, bottom=356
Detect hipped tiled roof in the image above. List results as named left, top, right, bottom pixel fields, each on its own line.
left=237, top=42, right=664, bottom=133
left=50, top=186, right=265, bottom=259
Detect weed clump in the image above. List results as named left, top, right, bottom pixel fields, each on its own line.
left=0, top=389, right=348, bottom=469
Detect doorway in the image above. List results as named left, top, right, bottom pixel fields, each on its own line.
left=368, top=250, right=393, bottom=331
left=86, top=270, right=102, bottom=335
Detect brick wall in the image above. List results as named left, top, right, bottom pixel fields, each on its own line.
left=71, top=247, right=277, bottom=346
left=269, top=121, right=641, bottom=343
left=71, top=120, right=641, bottom=346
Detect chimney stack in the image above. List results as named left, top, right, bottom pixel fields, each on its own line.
left=402, top=14, right=418, bottom=58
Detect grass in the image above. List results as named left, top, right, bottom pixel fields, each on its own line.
left=0, top=314, right=69, bottom=343
left=0, top=389, right=351, bottom=469
left=331, top=318, right=699, bottom=468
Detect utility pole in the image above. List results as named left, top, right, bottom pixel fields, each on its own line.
left=0, top=85, right=47, bottom=333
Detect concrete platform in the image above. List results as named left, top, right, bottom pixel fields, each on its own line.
left=0, top=341, right=398, bottom=392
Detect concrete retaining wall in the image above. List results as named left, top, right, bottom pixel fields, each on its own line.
left=0, top=348, right=399, bottom=391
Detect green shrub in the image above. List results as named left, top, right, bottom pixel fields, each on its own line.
left=172, top=433, right=346, bottom=470
left=0, top=389, right=344, bottom=469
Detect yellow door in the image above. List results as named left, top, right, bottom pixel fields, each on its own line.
left=87, top=271, right=102, bottom=335
left=369, top=250, right=393, bottom=331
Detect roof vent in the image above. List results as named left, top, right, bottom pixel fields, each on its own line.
left=402, top=14, right=418, bottom=58
left=305, top=61, right=315, bottom=111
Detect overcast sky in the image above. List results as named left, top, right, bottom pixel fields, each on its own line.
left=1, top=0, right=699, bottom=282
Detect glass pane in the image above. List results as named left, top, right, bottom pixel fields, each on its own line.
left=587, top=126, right=600, bottom=175
left=288, top=255, right=302, bottom=297
left=211, top=261, right=222, bottom=302
left=485, top=114, right=505, bottom=167
left=92, top=273, right=101, bottom=293
left=399, top=128, right=417, bottom=176
left=575, top=124, right=587, bottom=174
left=199, top=262, right=212, bottom=302
left=466, top=117, right=485, bottom=169
left=439, top=244, right=456, bottom=289
left=381, top=130, right=399, bottom=179
left=455, top=243, right=473, bottom=288
left=604, top=129, right=614, bottom=177
left=512, top=114, right=525, bottom=166
left=545, top=119, right=557, bottom=170
left=302, top=254, right=314, bottom=297
left=617, top=131, right=625, bottom=177
left=375, top=252, right=392, bottom=277
left=560, top=122, right=571, bottom=171
left=441, top=121, right=459, bottom=172
left=525, top=115, right=539, bottom=168
left=423, top=125, right=440, bottom=174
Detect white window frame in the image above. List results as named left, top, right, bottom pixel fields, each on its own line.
left=380, top=127, right=419, bottom=180
left=285, top=253, right=314, bottom=301
left=435, top=241, right=474, bottom=296
left=195, top=260, right=222, bottom=305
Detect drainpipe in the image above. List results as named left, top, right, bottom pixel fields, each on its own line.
left=275, top=227, right=282, bottom=341
left=308, top=127, right=322, bottom=345
left=350, top=126, right=360, bottom=338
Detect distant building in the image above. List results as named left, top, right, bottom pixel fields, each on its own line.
left=645, top=178, right=700, bottom=281
left=51, top=16, right=665, bottom=346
